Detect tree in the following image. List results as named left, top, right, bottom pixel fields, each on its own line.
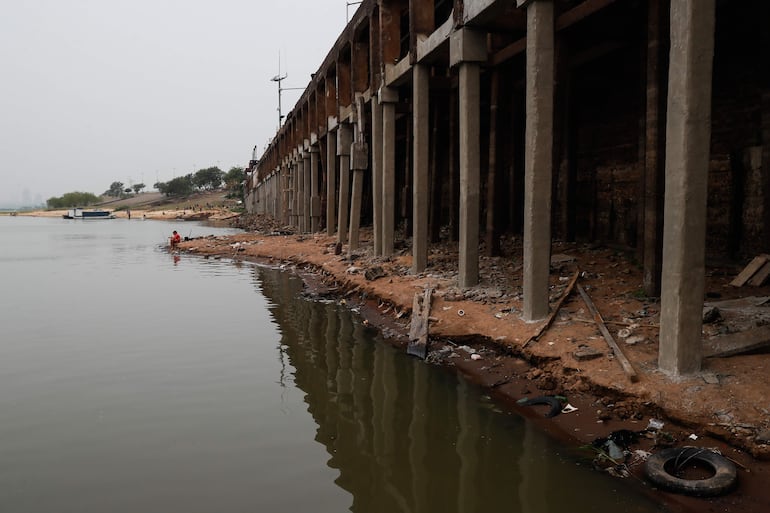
left=160, top=174, right=195, bottom=197
left=133, top=183, right=146, bottom=194
left=224, top=166, right=244, bottom=200
left=105, top=181, right=124, bottom=197
left=193, top=167, right=224, bottom=190
left=47, top=191, right=100, bottom=209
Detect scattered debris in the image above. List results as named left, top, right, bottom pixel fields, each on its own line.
left=522, top=270, right=580, bottom=348
left=573, top=346, right=603, bottom=361
left=730, top=254, right=770, bottom=287
left=703, top=306, right=722, bottom=324
left=577, top=284, right=639, bottom=382
left=516, top=395, right=566, bottom=418
left=364, top=266, right=386, bottom=281
left=407, top=286, right=433, bottom=359
left=704, top=325, right=770, bottom=358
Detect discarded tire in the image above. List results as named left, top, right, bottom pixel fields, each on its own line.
left=644, top=446, right=737, bottom=497
left=516, top=396, right=563, bottom=418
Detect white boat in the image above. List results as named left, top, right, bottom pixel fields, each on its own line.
left=62, top=208, right=115, bottom=220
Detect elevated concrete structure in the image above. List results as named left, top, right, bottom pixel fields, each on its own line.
left=247, top=0, right=765, bottom=377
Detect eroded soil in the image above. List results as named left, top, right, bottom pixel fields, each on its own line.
left=177, top=214, right=770, bottom=513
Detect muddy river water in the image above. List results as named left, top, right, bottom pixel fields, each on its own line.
left=0, top=217, right=666, bottom=512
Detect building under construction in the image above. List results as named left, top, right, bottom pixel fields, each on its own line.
left=244, top=0, right=769, bottom=377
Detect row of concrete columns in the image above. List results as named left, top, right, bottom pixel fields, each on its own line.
left=251, top=0, right=716, bottom=377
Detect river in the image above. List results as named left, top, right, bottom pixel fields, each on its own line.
left=0, top=216, right=667, bottom=512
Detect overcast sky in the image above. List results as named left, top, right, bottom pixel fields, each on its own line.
left=0, top=0, right=350, bottom=207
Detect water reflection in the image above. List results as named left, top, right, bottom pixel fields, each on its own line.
left=253, top=266, right=665, bottom=513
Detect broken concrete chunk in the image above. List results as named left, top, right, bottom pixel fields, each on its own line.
left=573, top=346, right=603, bottom=361
left=364, top=266, right=386, bottom=281
left=703, top=305, right=722, bottom=324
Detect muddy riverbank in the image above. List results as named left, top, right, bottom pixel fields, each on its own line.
left=176, top=215, right=770, bottom=512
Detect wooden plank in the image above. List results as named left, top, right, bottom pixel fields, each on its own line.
left=749, top=261, right=770, bottom=287
left=407, top=287, right=433, bottom=359
left=730, top=255, right=768, bottom=287
left=576, top=284, right=639, bottom=383
left=704, top=325, right=770, bottom=358
left=522, top=270, right=580, bottom=348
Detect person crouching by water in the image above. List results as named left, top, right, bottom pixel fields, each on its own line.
left=170, top=230, right=181, bottom=248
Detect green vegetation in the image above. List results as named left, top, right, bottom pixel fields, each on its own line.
left=104, top=181, right=126, bottom=198
left=156, top=174, right=195, bottom=197
left=153, top=166, right=233, bottom=198
left=193, top=167, right=225, bottom=191
left=224, top=166, right=244, bottom=200
left=47, top=192, right=101, bottom=209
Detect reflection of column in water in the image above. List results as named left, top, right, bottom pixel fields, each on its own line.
left=336, top=308, right=354, bottom=397
left=371, top=343, right=386, bottom=462
left=351, top=319, right=372, bottom=447
left=409, top=352, right=430, bottom=513
left=519, top=421, right=550, bottom=512
left=324, top=304, right=339, bottom=394
left=381, top=340, right=398, bottom=459
left=456, top=380, right=481, bottom=513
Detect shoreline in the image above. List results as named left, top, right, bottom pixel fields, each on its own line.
left=175, top=219, right=770, bottom=513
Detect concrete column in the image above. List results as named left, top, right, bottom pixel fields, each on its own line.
left=337, top=124, right=353, bottom=244
left=371, top=100, right=384, bottom=255
left=643, top=0, right=666, bottom=297
left=293, top=156, right=301, bottom=228
left=519, top=0, right=554, bottom=321
left=289, top=159, right=297, bottom=228
left=659, top=0, right=715, bottom=376
left=380, top=86, right=398, bottom=256
left=310, top=146, right=321, bottom=233
left=450, top=28, right=486, bottom=288
left=349, top=141, right=368, bottom=252
left=326, top=131, right=337, bottom=236
left=302, top=150, right=311, bottom=233
left=412, top=63, right=430, bottom=273
left=295, top=155, right=304, bottom=231
left=282, top=161, right=290, bottom=225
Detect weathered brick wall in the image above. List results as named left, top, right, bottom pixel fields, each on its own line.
left=707, top=0, right=764, bottom=260
left=561, top=46, right=642, bottom=247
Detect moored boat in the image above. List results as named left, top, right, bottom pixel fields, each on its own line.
left=62, top=208, right=115, bottom=219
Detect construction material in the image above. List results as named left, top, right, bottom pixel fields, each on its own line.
left=522, top=270, right=580, bottom=348
left=407, top=287, right=433, bottom=359
left=577, top=284, right=639, bottom=383
left=730, top=255, right=770, bottom=287
left=749, top=261, right=770, bottom=287
left=704, top=325, right=770, bottom=358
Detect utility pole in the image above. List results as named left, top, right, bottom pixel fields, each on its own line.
left=346, top=1, right=363, bottom=22
left=271, top=52, right=304, bottom=130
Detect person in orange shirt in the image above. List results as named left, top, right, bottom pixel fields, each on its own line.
left=170, top=230, right=181, bottom=248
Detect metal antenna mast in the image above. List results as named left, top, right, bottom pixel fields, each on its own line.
left=270, top=53, right=287, bottom=130
left=271, top=52, right=305, bottom=130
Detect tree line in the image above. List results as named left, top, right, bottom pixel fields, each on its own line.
left=153, top=167, right=244, bottom=199
left=46, top=166, right=245, bottom=208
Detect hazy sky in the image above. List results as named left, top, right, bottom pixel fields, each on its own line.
left=0, top=0, right=350, bottom=206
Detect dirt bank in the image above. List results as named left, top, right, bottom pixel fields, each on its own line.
left=175, top=215, right=770, bottom=512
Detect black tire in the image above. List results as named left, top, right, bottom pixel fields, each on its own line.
left=644, top=446, right=737, bottom=497
left=517, top=396, right=562, bottom=418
